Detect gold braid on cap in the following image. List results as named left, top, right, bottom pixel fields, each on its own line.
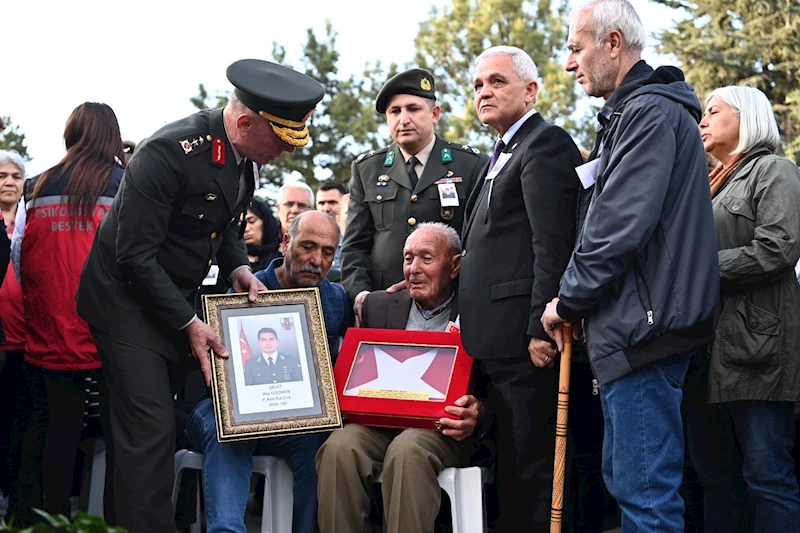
left=259, top=109, right=315, bottom=147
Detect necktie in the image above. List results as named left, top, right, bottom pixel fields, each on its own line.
left=267, top=356, right=274, bottom=368
left=489, top=139, right=506, bottom=171
left=408, top=156, right=420, bottom=189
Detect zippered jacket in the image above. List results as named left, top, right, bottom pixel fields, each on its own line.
left=557, top=61, right=719, bottom=385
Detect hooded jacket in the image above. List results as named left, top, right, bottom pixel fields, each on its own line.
left=557, top=61, right=720, bottom=385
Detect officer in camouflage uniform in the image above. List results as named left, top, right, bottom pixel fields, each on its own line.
left=76, top=59, right=324, bottom=533
left=341, top=68, right=489, bottom=313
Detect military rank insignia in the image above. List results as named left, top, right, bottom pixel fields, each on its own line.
left=421, top=77, right=432, bottom=91
left=441, top=148, right=452, bottom=163
left=384, top=151, right=395, bottom=166
left=212, top=138, right=225, bottom=166
left=179, top=139, right=193, bottom=154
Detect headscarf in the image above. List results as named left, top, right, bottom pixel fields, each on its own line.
left=246, top=199, right=282, bottom=272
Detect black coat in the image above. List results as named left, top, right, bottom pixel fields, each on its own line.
left=77, top=108, right=253, bottom=359
left=459, top=113, right=581, bottom=360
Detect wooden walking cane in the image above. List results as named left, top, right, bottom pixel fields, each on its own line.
left=550, top=322, right=573, bottom=533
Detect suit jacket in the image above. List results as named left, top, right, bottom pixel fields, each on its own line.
left=361, top=287, right=458, bottom=328
left=459, top=113, right=581, bottom=360
left=342, top=135, right=488, bottom=301
left=77, top=108, right=253, bottom=360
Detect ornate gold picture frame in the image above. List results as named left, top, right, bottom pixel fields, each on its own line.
left=203, top=289, right=342, bottom=442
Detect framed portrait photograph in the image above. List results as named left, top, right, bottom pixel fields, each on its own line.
left=203, top=288, right=342, bottom=442
left=333, top=328, right=476, bottom=430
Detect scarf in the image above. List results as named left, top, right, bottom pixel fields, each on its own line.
left=709, top=153, right=745, bottom=198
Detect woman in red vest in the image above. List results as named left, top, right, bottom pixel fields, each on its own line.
left=9, top=103, right=125, bottom=524
left=0, top=149, right=25, bottom=509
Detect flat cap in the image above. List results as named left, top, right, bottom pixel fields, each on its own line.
left=375, top=68, right=436, bottom=114
left=227, top=59, right=325, bottom=147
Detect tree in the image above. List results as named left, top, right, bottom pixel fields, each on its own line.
left=653, top=0, right=800, bottom=160
left=191, top=22, right=393, bottom=191
left=413, top=0, right=595, bottom=151
left=0, top=117, right=30, bottom=161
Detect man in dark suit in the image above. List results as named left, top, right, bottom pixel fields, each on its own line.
left=317, top=222, right=486, bottom=533
left=76, top=59, right=324, bottom=533
left=458, top=46, right=581, bottom=531
left=341, top=68, right=489, bottom=318
left=243, top=327, right=302, bottom=385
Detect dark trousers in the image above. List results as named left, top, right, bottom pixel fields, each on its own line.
left=0, top=350, right=28, bottom=497
left=483, top=356, right=557, bottom=532
left=685, top=357, right=800, bottom=533
left=10, top=363, right=104, bottom=524
left=92, top=328, right=185, bottom=533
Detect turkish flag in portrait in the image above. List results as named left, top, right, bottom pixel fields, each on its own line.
left=239, top=323, right=253, bottom=366
left=345, top=344, right=456, bottom=399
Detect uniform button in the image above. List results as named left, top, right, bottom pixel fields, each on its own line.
left=408, top=217, right=417, bottom=226
left=411, top=194, right=418, bottom=202
left=198, top=213, right=204, bottom=219
left=376, top=195, right=383, bottom=201
left=732, top=204, right=740, bottom=211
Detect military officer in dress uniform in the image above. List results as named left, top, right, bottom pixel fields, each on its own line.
left=76, top=59, right=324, bottom=533
left=244, top=327, right=302, bottom=385
left=341, top=68, right=489, bottom=320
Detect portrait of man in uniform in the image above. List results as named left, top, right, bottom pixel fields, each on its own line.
left=244, top=326, right=302, bottom=386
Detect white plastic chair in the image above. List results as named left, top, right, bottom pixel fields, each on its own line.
left=171, top=449, right=294, bottom=533
left=77, top=438, right=106, bottom=517
left=375, top=466, right=493, bottom=533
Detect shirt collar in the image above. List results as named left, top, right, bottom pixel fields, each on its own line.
left=222, top=120, right=244, bottom=166
left=399, top=135, right=436, bottom=167
left=501, top=108, right=538, bottom=145
left=413, top=291, right=455, bottom=320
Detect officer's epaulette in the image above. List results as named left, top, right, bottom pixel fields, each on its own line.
left=354, top=146, right=390, bottom=164
left=447, top=141, right=482, bottom=156
left=176, top=133, right=214, bottom=158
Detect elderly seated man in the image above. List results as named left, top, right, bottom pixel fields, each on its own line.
left=185, top=211, right=351, bottom=533
left=316, top=222, right=488, bottom=533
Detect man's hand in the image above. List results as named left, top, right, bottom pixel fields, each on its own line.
left=385, top=280, right=407, bottom=294
left=529, top=337, right=557, bottom=368
left=231, top=268, right=266, bottom=302
left=186, top=319, right=229, bottom=386
left=439, top=395, right=481, bottom=441
left=541, top=297, right=582, bottom=352
left=353, top=290, right=369, bottom=327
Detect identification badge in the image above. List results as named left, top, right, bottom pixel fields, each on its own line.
left=438, top=182, right=459, bottom=207
left=202, top=265, right=220, bottom=286
left=484, top=152, right=512, bottom=181
left=576, top=159, right=600, bottom=189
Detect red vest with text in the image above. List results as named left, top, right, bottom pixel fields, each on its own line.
left=20, top=167, right=123, bottom=370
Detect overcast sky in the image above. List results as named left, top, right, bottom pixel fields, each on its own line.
left=5, top=0, right=677, bottom=177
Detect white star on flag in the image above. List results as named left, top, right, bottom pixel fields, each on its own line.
left=345, top=347, right=445, bottom=400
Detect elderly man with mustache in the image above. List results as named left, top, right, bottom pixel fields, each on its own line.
left=185, top=210, right=351, bottom=533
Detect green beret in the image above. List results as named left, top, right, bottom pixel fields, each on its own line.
left=375, top=68, right=436, bottom=114
left=227, top=59, right=325, bottom=147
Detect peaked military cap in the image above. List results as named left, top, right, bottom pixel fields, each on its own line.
left=227, top=59, right=325, bottom=147
left=375, top=68, right=436, bottom=114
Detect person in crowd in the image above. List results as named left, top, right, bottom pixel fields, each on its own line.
left=338, top=192, right=349, bottom=235
left=317, top=222, right=488, bottom=533
left=76, top=60, right=324, bottom=533
left=243, top=198, right=282, bottom=272
left=0, top=150, right=25, bottom=512
left=457, top=45, right=581, bottom=531
left=316, top=180, right=348, bottom=282
left=122, top=140, right=137, bottom=166
left=186, top=210, right=350, bottom=533
left=8, top=103, right=125, bottom=525
left=683, top=85, right=800, bottom=532
left=541, top=1, right=719, bottom=530
left=277, top=181, right=314, bottom=239
left=341, top=68, right=488, bottom=318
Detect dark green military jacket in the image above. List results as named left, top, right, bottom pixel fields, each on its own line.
left=77, top=108, right=253, bottom=360
left=341, top=135, right=488, bottom=301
